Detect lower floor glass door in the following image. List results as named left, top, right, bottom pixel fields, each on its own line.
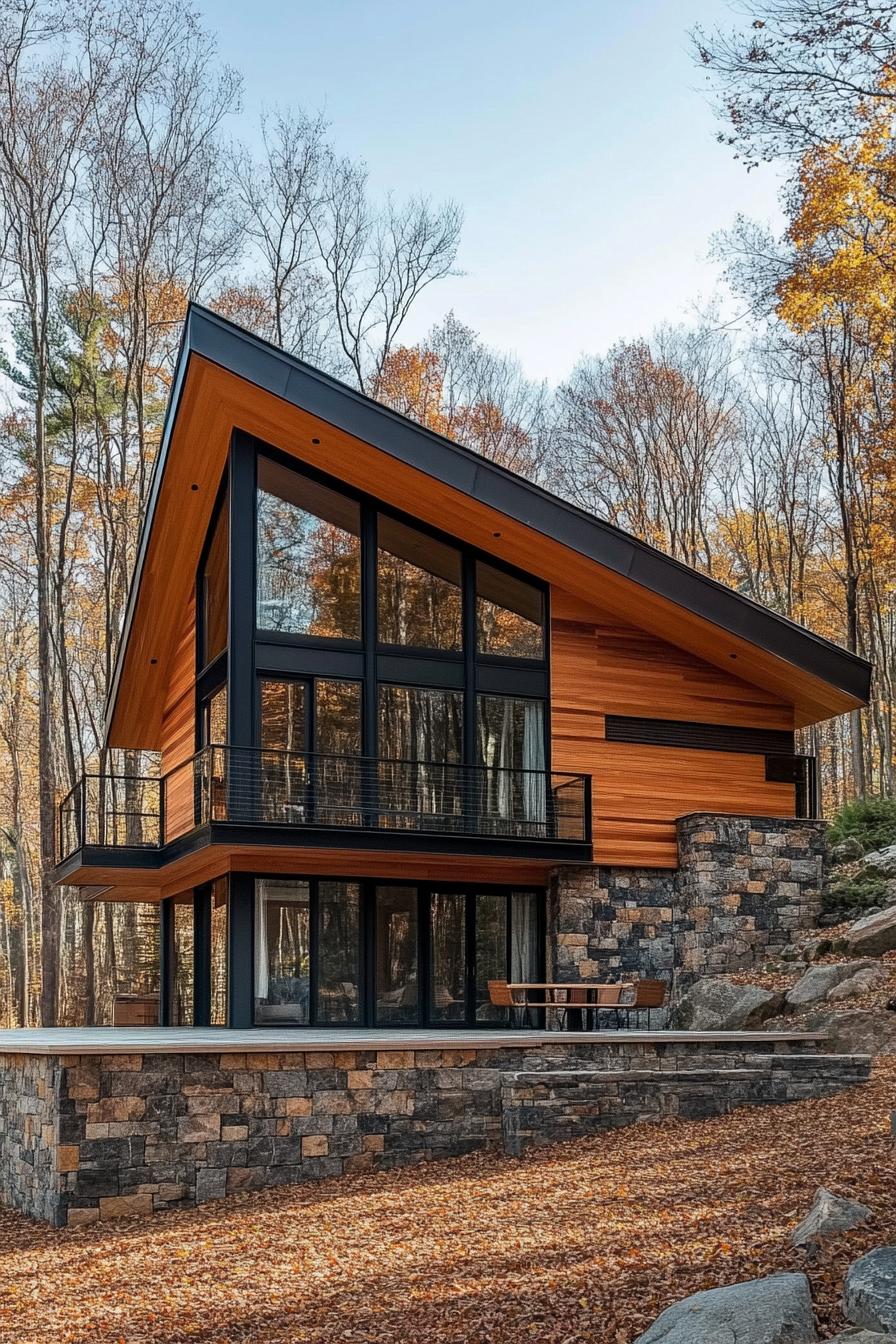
left=253, top=878, right=544, bottom=1027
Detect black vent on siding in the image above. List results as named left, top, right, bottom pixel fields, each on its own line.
left=604, top=715, right=795, bottom=756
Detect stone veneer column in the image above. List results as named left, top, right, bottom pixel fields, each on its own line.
left=549, top=813, right=828, bottom=991
left=674, top=813, right=827, bottom=982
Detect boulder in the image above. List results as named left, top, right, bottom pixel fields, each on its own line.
left=633, top=1273, right=818, bottom=1343
left=803, top=938, right=833, bottom=963
left=786, top=963, right=876, bottom=1008
left=846, top=909, right=896, bottom=957
left=806, top=1009, right=896, bottom=1056
left=791, top=1187, right=871, bottom=1249
left=844, top=1248, right=896, bottom=1334
left=829, top=967, right=891, bottom=1002
left=831, top=836, right=867, bottom=864
left=859, top=846, right=896, bottom=878
left=669, top=979, right=784, bottom=1032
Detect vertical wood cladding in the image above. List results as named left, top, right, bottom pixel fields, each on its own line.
left=159, top=591, right=196, bottom=842
left=550, top=588, right=797, bottom=867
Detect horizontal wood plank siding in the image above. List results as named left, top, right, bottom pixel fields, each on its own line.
left=550, top=588, right=797, bottom=867
left=159, top=591, right=196, bottom=843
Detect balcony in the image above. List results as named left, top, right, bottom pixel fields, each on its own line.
left=56, top=747, right=593, bottom=875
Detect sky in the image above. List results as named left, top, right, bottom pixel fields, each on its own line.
left=203, top=0, right=785, bottom=386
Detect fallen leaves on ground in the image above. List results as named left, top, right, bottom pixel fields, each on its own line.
left=0, top=1061, right=894, bottom=1344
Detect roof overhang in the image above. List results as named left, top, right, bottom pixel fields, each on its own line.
left=106, top=304, right=871, bottom=747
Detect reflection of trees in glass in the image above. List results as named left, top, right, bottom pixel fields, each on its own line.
left=256, top=460, right=361, bottom=638
left=475, top=893, right=508, bottom=1022
left=316, top=882, right=360, bottom=1023
left=477, top=696, right=546, bottom=826
left=430, top=891, right=465, bottom=1020
left=376, top=886, right=418, bottom=1024
left=210, top=880, right=228, bottom=1026
left=475, top=562, right=544, bottom=658
left=171, top=899, right=194, bottom=1026
left=378, top=686, right=463, bottom=825
left=377, top=516, right=462, bottom=650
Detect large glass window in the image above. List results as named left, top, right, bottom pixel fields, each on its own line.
left=316, top=882, right=361, bottom=1023
left=210, top=879, right=228, bottom=1026
left=254, top=879, right=310, bottom=1024
left=475, top=893, right=508, bottom=1022
left=375, top=885, right=419, bottom=1025
left=202, top=491, right=229, bottom=666
left=477, top=694, right=546, bottom=827
left=256, top=457, right=361, bottom=639
left=379, top=685, right=462, bottom=764
left=377, top=515, right=462, bottom=651
left=260, top=679, right=308, bottom=823
left=170, top=897, right=194, bottom=1026
left=430, top=891, right=466, bottom=1023
left=476, top=561, right=544, bottom=658
left=379, top=685, right=464, bottom=828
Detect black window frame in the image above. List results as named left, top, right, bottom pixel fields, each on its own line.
left=249, top=874, right=546, bottom=1029
left=241, top=437, right=551, bottom=773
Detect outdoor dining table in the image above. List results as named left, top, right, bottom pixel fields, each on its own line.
left=506, top=981, right=634, bottom=1029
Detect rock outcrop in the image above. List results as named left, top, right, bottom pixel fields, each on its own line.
left=791, top=1187, right=871, bottom=1250
left=846, top=909, right=896, bottom=957
left=633, top=1273, right=818, bottom=1343
left=844, top=1248, right=896, bottom=1334
left=669, top=979, right=784, bottom=1032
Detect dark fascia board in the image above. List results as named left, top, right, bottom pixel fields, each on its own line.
left=104, top=304, right=872, bottom=739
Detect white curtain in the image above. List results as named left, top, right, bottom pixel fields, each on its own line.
left=522, top=701, right=546, bottom=824
left=511, top=892, right=538, bottom=982
left=254, top=882, right=269, bottom=1001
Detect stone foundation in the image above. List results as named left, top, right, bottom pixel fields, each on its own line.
left=0, top=1033, right=864, bottom=1226
left=550, top=813, right=827, bottom=1009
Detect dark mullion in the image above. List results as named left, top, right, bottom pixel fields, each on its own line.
left=158, top=897, right=173, bottom=1026
left=193, top=885, right=211, bottom=1027
left=465, top=890, right=477, bottom=1028
left=418, top=884, right=429, bottom=1028
left=309, top=879, right=320, bottom=1028
left=362, top=504, right=378, bottom=827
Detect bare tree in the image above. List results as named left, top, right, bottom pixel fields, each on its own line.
left=552, top=324, right=740, bottom=571
left=693, top=0, right=896, bottom=164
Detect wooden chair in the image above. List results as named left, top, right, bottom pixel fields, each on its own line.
left=488, top=980, right=526, bottom=1027
left=627, top=978, right=667, bottom=1029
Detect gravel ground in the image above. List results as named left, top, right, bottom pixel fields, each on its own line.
left=0, top=1060, right=893, bottom=1344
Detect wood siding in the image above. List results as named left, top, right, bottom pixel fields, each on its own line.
left=159, top=591, right=196, bottom=843
left=550, top=589, right=797, bottom=867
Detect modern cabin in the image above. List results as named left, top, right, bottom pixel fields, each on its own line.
left=53, top=305, right=872, bottom=1031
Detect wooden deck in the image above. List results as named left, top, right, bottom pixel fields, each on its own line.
left=0, top=1027, right=828, bottom=1055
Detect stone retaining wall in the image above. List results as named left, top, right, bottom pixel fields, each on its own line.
left=551, top=814, right=828, bottom=1009
left=0, top=1035, right=864, bottom=1227
left=501, top=1053, right=871, bottom=1156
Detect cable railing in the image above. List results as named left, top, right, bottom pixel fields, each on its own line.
left=57, top=746, right=592, bottom=862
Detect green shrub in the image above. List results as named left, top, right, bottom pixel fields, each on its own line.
left=828, top=795, right=896, bottom=856
left=821, top=871, right=891, bottom=919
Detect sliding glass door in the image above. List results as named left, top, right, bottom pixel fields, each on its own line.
left=253, top=879, right=543, bottom=1028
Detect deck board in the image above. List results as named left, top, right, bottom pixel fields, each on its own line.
left=0, top=1027, right=827, bottom=1055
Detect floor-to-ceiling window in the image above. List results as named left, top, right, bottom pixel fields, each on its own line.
left=251, top=880, right=543, bottom=1028
left=246, top=447, right=550, bottom=837
left=170, top=896, right=195, bottom=1026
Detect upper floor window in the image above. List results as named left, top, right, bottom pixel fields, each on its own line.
left=202, top=490, right=229, bottom=666
left=377, top=515, right=462, bottom=651
left=256, top=456, right=361, bottom=640
left=476, top=561, right=544, bottom=659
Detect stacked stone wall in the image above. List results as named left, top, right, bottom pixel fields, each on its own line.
left=501, top=1053, right=871, bottom=1156
left=0, top=1035, right=840, bottom=1226
left=551, top=813, right=828, bottom=1006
